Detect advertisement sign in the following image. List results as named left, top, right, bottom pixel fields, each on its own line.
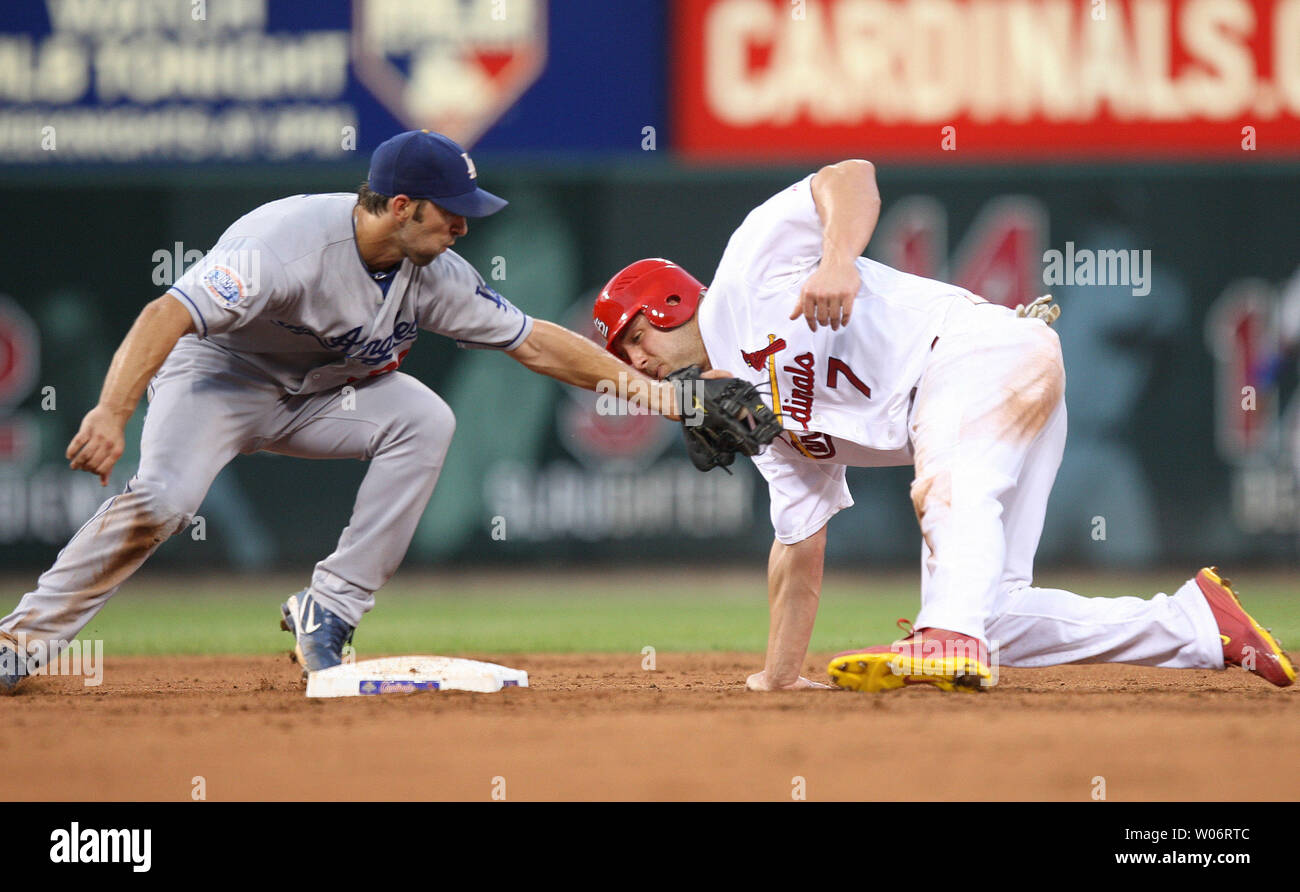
left=0, top=0, right=666, bottom=162
left=674, top=0, right=1300, bottom=160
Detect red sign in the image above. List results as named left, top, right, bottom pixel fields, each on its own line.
left=673, top=0, right=1300, bottom=160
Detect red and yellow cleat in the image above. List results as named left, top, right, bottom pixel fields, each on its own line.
left=828, top=627, right=992, bottom=693
left=1196, top=567, right=1295, bottom=687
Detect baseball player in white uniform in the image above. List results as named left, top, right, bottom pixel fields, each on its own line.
left=593, top=160, right=1294, bottom=693
left=0, top=130, right=676, bottom=692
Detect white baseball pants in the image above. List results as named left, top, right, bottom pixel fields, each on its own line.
left=904, top=300, right=1222, bottom=669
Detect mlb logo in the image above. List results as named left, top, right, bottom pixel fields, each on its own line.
left=352, top=0, right=548, bottom=147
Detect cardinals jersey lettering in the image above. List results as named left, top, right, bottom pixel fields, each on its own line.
left=699, top=175, right=980, bottom=450
left=696, top=174, right=985, bottom=542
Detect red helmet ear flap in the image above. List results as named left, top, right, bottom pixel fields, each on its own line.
left=593, top=258, right=704, bottom=352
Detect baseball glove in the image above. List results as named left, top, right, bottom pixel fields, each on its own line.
left=666, top=365, right=783, bottom=472
left=1015, top=293, right=1061, bottom=325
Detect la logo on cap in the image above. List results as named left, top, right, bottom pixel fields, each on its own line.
left=370, top=129, right=506, bottom=218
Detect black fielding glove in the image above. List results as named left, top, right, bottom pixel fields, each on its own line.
left=667, top=365, right=783, bottom=473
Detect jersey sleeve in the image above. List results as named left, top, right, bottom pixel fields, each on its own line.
left=417, top=252, right=533, bottom=351
left=716, top=173, right=825, bottom=292
left=166, top=236, right=288, bottom=338
left=750, top=437, right=854, bottom=544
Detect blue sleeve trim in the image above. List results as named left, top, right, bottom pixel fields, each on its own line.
left=455, top=313, right=532, bottom=351
left=168, top=287, right=207, bottom=338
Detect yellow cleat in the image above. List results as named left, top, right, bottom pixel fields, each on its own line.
left=828, top=636, right=992, bottom=693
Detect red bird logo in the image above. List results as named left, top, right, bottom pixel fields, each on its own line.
left=741, top=338, right=786, bottom=371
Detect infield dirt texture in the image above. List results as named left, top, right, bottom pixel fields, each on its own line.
left=2, top=570, right=1296, bottom=801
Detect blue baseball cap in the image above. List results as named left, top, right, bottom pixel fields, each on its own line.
left=367, top=130, right=507, bottom=218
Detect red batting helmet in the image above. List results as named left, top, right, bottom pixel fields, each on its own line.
left=592, top=258, right=705, bottom=354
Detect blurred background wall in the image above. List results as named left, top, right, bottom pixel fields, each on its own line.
left=1, top=0, right=1297, bottom=572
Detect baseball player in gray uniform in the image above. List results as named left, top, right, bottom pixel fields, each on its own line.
left=0, top=130, right=675, bottom=691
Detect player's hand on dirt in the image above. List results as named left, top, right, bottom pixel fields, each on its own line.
left=745, top=670, right=833, bottom=691
left=790, top=259, right=861, bottom=331
left=67, top=404, right=129, bottom=486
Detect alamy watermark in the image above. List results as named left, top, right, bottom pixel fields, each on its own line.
left=887, top=636, right=1000, bottom=687
left=594, top=372, right=707, bottom=427
left=152, top=242, right=264, bottom=301
left=49, top=823, right=150, bottom=872
left=1042, top=242, right=1152, bottom=297
left=2, top=632, right=104, bottom=687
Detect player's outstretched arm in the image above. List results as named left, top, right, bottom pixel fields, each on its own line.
left=507, top=319, right=681, bottom=419
left=745, top=525, right=834, bottom=692
left=66, top=295, right=196, bottom=486
left=790, top=158, right=880, bottom=332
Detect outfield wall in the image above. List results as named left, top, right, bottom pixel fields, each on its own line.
left=0, top=161, right=1297, bottom=571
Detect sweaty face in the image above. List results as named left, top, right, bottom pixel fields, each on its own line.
left=398, top=200, right=467, bottom=266
left=614, top=312, right=699, bottom=380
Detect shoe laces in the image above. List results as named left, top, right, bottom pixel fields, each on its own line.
left=298, top=594, right=355, bottom=650
left=893, top=617, right=915, bottom=644
left=320, top=611, right=355, bottom=651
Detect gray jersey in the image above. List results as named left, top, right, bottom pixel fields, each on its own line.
left=1, top=192, right=532, bottom=675
left=166, top=193, right=533, bottom=394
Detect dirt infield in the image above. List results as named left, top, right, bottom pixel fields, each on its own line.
left=2, top=653, right=1295, bottom=801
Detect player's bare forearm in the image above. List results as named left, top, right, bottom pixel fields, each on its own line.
left=794, top=160, right=880, bottom=331
left=96, top=296, right=195, bottom=418
left=67, top=295, right=195, bottom=484
left=747, top=526, right=830, bottom=691
left=812, top=159, right=880, bottom=266
left=508, top=319, right=679, bottom=417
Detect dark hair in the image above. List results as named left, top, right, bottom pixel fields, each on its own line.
left=357, top=181, right=391, bottom=215
left=356, top=181, right=428, bottom=221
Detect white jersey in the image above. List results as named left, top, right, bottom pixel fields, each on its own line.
left=166, top=193, right=533, bottom=395
left=697, top=174, right=981, bottom=543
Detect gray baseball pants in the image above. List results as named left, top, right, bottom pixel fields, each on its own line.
left=0, top=344, right=454, bottom=669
